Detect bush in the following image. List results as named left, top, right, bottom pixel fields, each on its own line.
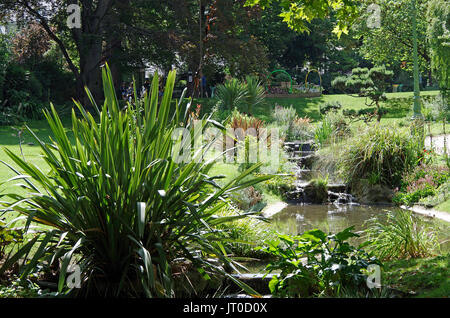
left=393, top=164, right=450, bottom=206
left=273, top=105, right=314, bottom=142
left=215, top=78, right=247, bottom=111
left=259, top=227, right=381, bottom=297
left=314, top=116, right=334, bottom=147
left=338, top=125, right=421, bottom=188
left=319, top=101, right=342, bottom=115
left=365, top=210, right=440, bottom=261
left=215, top=205, right=276, bottom=259
left=0, top=64, right=271, bottom=297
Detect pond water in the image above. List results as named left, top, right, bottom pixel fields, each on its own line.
left=242, top=204, right=450, bottom=274
left=271, top=204, right=450, bottom=253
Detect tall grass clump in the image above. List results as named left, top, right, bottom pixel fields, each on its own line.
left=365, top=210, right=440, bottom=260
left=243, top=75, right=265, bottom=115
left=339, top=125, right=421, bottom=188
left=314, top=116, right=334, bottom=147
left=273, top=105, right=314, bottom=142
left=0, top=64, right=271, bottom=297
left=215, top=78, right=247, bottom=111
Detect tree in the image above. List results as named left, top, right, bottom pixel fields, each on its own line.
left=427, top=0, right=450, bottom=98
left=354, top=0, right=432, bottom=86
left=11, top=22, right=51, bottom=69
left=0, top=0, right=117, bottom=104
left=244, top=0, right=360, bottom=37
left=332, top=66, right=393, bottom=122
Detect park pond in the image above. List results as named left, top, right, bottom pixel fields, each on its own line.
left=242, top=204, right=450, bottom=273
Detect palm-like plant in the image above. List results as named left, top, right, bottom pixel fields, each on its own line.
left=0, top=64, right=271, bottom=297
left=215, top=78, right=246, bottom=111
left=243, top=76, right=265, bottom=115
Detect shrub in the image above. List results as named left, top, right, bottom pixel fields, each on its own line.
left=338, top=125, right=421, bottom=188
left=243, top=75, right=265, bottom=115
left=230, top=186, right=262, bottom=211
left=273, top=105, right=313, bottom=142
left=215, top=205, right=276, bottom=259
left=365, top=210, right=440, bottom=260
left=0, top=64, right=271, bottom=297
left=393, top=164, right=450, bottom=206
left=319, top=101, right=342, bottom=115
left=314, top=116, right=334, bottom=147
left=272, top=104, right=296, bottom=124
left=215, top=78, right=247, bottom=111
left=259, top=227, right=381, bottom=297
left=309, top=174, right=329, bottom=204
left=332, top=66, right=393, bottom=122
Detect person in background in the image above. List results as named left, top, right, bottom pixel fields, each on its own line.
left=126, top=83, right=133, bottom=102
left=121, top=82, right=127, bottom=101
left=201, top=74, right=208, bottom=98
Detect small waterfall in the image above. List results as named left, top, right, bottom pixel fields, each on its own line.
left=284, top=140, right=357, bottom=205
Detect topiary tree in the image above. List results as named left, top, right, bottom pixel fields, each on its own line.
left=332, top=66, right=393, bottom=122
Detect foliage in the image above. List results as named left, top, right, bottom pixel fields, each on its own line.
left=422, top=93, right=449, bottom=121
left=382, top=253, right=450, bottom=297
left=0, top=219, right=23, bottom=264
left=0, top=34, right=12, bottom=103
left=0, top=64, right=271, bottom=297
left=258, top=227, right=381, bottom=297
left=230, top=186, right=263, bottom=211
left=314, top=116, right=334, bottom=147
left=332, top=66, right=393, bottom=121
left=319, top=101, right=342, bottom=115
left=272, top=104, right=297, bottom=125
left=0, top=278, right=49, bottom=298
left=355, top=0, right=431, bottom=80
left=215, top=78, right=247, bottom=111
left=11, top=22, right=51, bottom=67
left=264, top=174, right=296, bottom=199
left=243, top=75, right=266, bottom=115
left=427, top=0, right=450, bottom=95
left=244, top=0, right=360, bottom=37
left=215, top=205, right=276, bottom=259
left=365, top=210, right=440, bottom=261
left=273, top=105, right=314, bottom=142
left=309, top=174, right=329, bottom=204
left=393, top=164, right=450, bottom=206
left=228, top=109, right=265, bottom=132
left=338, top=125, right=421, bottom=188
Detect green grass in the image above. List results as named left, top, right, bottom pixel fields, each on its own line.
left=383, top=253, right=450, bottom=297
left=197, top=91, right=440, bottom=123
left=436, top=199, right=450, bottom=213
left=0, top=90, right=443, bottom=215
left=209, top=163, right=283, bottom=208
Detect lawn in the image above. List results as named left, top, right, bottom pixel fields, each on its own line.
left=0, top=90, right=445, bottom=215
left=197, top=90, right=440, bottom=121
left=383, top=253, right=450, bottom=297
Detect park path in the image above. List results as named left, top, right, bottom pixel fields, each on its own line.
left=425, top=134, right=450, bottom=155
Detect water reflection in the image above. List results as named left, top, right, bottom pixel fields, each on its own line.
left=271, top=204, right=450, bottom=251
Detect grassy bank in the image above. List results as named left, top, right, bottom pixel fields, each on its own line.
left=383, top=253, right=450, bottom=297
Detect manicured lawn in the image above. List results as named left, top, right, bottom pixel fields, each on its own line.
left=196, top=90, right=440, bottom=122
left=0, top=90, right=444, bottom=214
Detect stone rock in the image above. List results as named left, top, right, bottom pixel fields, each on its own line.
left=352, top=182, right=394, bottom=205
